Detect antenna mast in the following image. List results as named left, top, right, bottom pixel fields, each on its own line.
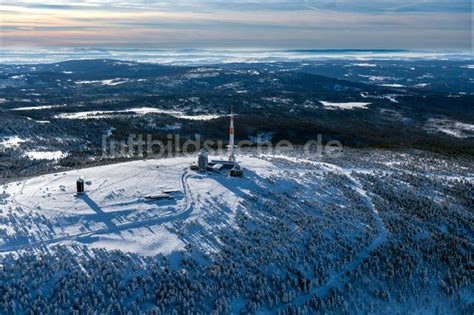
left=228, top=106, right=236, bottom=162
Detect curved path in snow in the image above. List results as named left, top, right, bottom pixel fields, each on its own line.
left=0, top=169, right=194, bottom=253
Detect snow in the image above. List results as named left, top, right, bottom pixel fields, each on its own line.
left=261, top=97, right=293, bottom=104
left=10, top=75, right=26, bottom=80
left=130, top=107, right=181, bottom=116
left=0, top=153, right=372, bottom=257
left=0, top=156, right=271, bottom=255
left=160, top=123, right=182, bottom=131
left=249, top=132, right=274, bottom=144
left=0, top=154, right=384, bottom=258
left=0, top=150, right=471, bottom=313
left=358, top=75, right=391, bottom=81
left=75, top=78, right=129, bottom=86
left=319, top=101, right=371, bottom=110
left=216, top=82, right=241, bottom=90
left=385, top=95, right=399, bottom=103
left=23, top=150, right=66, bottom=160
left=54, top=109, right=149, bottom=119
left=351, top=63, right=376, bottom=67
left=380, top=83, right=405, bottom=88
left=417, top=73, right=434, bottom=79
left=54, top=107, right=224, bottom=121
left=414, top=83, right=429, bottom=88
left=10, top=104, right=67, bottom=111
left=85, top=225, right=185, bottom=256
left=263, top=155, right=387, bottom=304
left=178, top=114, right=222, bottom=120
left=360, top=92, right=401, bottom=103
left=184, top=71, right=220, bottom=79
left=0, top=136, right=27, bottom=148
left=425, top=118, right=474, bottom=138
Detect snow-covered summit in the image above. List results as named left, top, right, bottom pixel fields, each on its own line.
left=0, top=151, right=472, bottom=314
left=0, top=156, right=274, bottom=256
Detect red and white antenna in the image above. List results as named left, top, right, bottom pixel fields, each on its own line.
left=228, top=106, right=236, bottom=162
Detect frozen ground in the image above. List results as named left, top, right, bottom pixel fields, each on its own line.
left=0, top=150, right=472, bottom=314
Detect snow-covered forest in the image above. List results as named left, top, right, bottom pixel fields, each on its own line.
left=0, top=149, right=472, bottom=314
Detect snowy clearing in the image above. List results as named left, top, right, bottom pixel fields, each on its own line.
left=379, top=83, right=405, bottom=88
left=319, top=101, right=370, bottom=110
left=54, top=107, right=224, bottom=121
left=0, top=136, right=27, bottom=148
left=414, top=83, right=429, bottom=88
left=358, top=75, right=392, bottom=81
left=425, top=118, right=474, bottom=138
left=350, top=63, right=376, bottom=67
left=23, top=150, right=67, bottom=160
left=75, top=78, right=129, bottom=86
left=10, top=104, right=67, bottom=111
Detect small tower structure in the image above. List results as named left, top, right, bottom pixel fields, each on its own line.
left=198, top=148, right=208, bottom=172
left=76, top=178, right=85, bottom=195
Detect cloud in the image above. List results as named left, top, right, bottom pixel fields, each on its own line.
left=0, top=0, right=471, bottom=48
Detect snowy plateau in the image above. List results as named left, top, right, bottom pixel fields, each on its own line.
left=0, top=150, right=472, bottom=314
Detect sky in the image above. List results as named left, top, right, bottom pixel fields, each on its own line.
left=0, top=0, right=472, bottom=49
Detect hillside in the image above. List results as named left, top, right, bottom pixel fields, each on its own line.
left=1, top=150, right=472, bottom=313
